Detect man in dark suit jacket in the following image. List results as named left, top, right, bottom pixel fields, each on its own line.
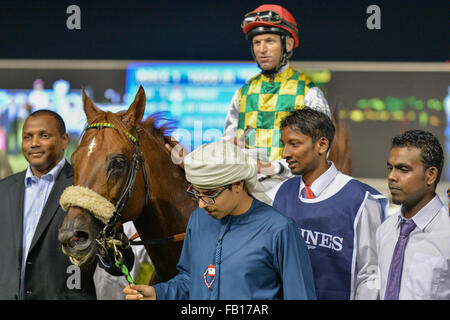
left=0, top=110, right=97, bottom=299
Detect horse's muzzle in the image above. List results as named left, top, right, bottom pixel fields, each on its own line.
left=58, top=206, right=99, bottom=266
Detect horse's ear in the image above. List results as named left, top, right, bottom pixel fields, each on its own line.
left=82, top=87, right=101, bottom=123
left=122, top=85, right=146, bottom=128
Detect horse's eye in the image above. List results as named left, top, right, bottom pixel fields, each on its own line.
left=110, top=158, right=127, bottom=170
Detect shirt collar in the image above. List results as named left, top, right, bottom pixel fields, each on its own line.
left=261, top=63, right=290, bottom=78
left=300, top=161, right=337, bottom=198
left=25, top=158, right=66, bottom=186
left=395, top=194, right=444, bottom=231
left=277, top=63, right=290, bottom=75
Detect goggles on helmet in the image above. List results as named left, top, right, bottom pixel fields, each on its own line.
left=241, top=10, right=298, bottom=35
left=241, top=10, right=283, bottom=28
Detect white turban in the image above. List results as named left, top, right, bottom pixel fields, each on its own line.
left=184, top=141, right=271, bottom=204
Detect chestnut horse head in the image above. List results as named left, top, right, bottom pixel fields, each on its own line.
left=58, top=86, right=195, bottom=284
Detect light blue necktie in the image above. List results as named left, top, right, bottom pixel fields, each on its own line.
left=384, top=219, right=416, bottom=300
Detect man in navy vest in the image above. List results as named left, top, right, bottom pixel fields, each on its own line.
left=267, top=108, right=388, bottom=299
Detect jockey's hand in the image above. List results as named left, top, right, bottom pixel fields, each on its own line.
left=230, top=136, right=248, bottom=149
left=165, top=137, right=188, bottom=169
left=257, top=160, right=280, bottom=176
left=123, top=283, right=156, bottom=300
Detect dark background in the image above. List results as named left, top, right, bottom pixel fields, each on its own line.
left=326, top=71, right=450, bottom=178
left=0, top=0, right=448, bottom=61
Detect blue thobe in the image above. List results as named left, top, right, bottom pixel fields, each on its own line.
left=154, top=198, right=316, bottom=300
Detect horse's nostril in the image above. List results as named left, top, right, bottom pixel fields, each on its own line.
left=58, top=229, right=74, bottom=246
left=59, top=229, right=91, bottom=248
left=73, top=231, right=89, bottom=243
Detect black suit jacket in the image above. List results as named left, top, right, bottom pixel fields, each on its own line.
left=0, top=161, right=97, bottom=300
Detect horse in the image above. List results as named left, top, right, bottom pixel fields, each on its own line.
left=57, top=86, right=352, bottom=286
left=57, top=86, right=196, bottom=285
left=328, top=108, right=352, bottom=176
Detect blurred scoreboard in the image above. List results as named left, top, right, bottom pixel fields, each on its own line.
left=125, top=62, right=260, bottom=151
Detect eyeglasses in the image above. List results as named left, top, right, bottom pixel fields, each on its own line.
left=241, top=10, right=283, bottom=28
left=186, top=184, right=232, bottom=205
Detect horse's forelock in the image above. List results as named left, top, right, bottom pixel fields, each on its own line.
left=80, top=111, right=132, bottom=146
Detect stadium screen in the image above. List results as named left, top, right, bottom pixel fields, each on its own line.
left=0, top=62, right=260, bottom=173
left=125, top=62, right=260, bottom=151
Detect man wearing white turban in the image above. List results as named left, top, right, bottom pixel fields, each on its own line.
left=183, top=140, right=272, bottom=205
left=124, top=141, right=316, bottom=300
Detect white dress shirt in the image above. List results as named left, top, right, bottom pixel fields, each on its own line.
left=376, top=195, right=450, bottom=300
left=267, top=162, right=388, bottom=299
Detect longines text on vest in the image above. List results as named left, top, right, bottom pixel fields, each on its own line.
left=300, top=228, right=344, bottom=252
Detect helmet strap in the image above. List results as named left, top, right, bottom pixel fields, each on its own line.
left=252, top=34, right=291, bottom=77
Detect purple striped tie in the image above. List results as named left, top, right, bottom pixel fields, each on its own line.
left=301, top=187, right=308, bottom=198
left=384, top=219, right=416, bottom=300
left=301, top=185, right=315, bottom=199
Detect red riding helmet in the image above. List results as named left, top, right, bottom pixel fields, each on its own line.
left=241, top=4, right=299, bottom=48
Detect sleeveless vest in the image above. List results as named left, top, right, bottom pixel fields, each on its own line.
left=237, top=66, right=315, bottom=161
left=272, top=177, right=383, bottom=300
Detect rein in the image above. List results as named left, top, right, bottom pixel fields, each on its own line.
left=129, top=232, right=186, bottom=246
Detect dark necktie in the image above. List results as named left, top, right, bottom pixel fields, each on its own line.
left=384, top=219, right=416, bottom=300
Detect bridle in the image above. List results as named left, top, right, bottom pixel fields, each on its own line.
left=60, top=120, right=186, bottom=279
left=83, top=122, right=185, bottom=264
left=86, top=122, right=151, bottom=237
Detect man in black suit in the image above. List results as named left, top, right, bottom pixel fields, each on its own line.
left=0, top=110, right=97, bottom=299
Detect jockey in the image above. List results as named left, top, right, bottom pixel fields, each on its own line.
left=223, top=4, right=331, bottom=189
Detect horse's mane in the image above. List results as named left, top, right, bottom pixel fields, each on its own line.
left=141, top=112, right=178, bottom=145
left=328, top=103, right=352, bottom=176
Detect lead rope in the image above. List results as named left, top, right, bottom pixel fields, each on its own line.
left=112, top=242, right=144, bottom=299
